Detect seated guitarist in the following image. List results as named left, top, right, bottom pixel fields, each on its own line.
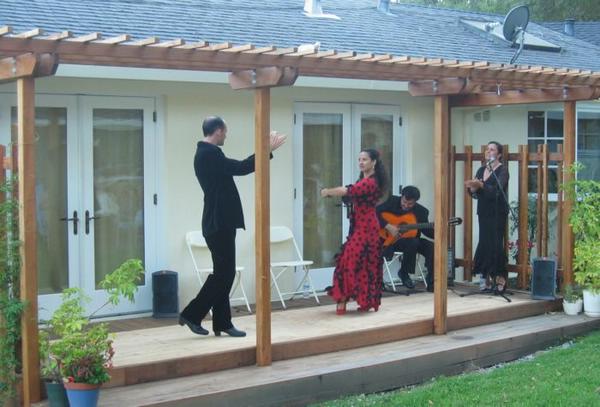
left=376, top=186, right=434, bottom=291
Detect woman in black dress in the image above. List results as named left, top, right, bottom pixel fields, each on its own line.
left=465, top=141, right=509, bottom=293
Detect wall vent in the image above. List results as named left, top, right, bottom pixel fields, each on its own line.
left=304, top=0, right=340, bottom=20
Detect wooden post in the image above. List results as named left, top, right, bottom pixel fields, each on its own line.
left=463, top=146, right=473, bottom=281
left=255, top=87, right=272, bottom=366
left=541, top=143, right=549, bottom=257
left=433, top=95, right=449, bottom=335
left=18, top=77, right=41, bottom=404
left=518, top=145, right=529, bottom=289
left=449, top=145, right=456, bottom=282
left=535, top=144, right=543, bottom=257
left=556, top=144, right=564, bottom=281
left=562, top=102, right=576, bottom=286
left=503, top=144, right=510, bottom=256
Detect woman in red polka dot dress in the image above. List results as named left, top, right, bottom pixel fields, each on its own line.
left=320, top=149, right=388, bottom=315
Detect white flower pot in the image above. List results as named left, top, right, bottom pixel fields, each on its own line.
left=563, top=299, right=583, bottom=315
left=583, top=289, right=600, bottom=317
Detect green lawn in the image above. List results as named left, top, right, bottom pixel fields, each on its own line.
left=315, top=330, right=600, bottom=407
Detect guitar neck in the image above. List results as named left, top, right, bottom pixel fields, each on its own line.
left=399, top=222, right=434, bottom=231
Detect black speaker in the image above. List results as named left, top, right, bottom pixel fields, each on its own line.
left=152, top=270, right=179, bottom=318
left=531, top=257, right=557, bottom=300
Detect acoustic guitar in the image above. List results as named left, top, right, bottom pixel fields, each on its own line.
left=379, top=212, right=462, bottom=248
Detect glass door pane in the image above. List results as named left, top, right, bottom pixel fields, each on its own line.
left=353, top=105, right=402, bottom=198
left=92, top=109, right=145, bottom=287
left=11, top=107, right=69, bottom=295
left=302, top=113, right=344, bottom=269
left=360, top=113, right=395, bottom=200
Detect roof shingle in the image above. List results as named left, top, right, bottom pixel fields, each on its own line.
left=2, top=0, right=600, bottom=72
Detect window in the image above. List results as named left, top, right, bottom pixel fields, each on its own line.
left=577, top=111, right=600, bottom=180
left=527, top=109, right=600, bottom=194
left=527, top=111, right=562, bottom=194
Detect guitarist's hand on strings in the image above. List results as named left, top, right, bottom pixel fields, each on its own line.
left=385, top=224, right=400, bottom=238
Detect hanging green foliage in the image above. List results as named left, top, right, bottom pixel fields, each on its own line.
left=0, top=177, right=24, bottom=405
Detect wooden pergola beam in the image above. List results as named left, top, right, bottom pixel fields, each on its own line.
left=408, top=78, right=466, bottom=96
left=0, top=53, right=58, bottom=83
left=450, top=86, right=600, bottom=107
left=0, top=37, right=598, bottom=90
left=433, top=95, right=450, bottom=335
left=561, top=101, right=576, bottom=286
left=18, top=77, right=41, bottom=405
left=255, top=88, right=271, bottom=366
left=229, top=66, right=298, bottom=90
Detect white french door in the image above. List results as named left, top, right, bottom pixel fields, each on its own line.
left=0, top=94, right=157, bottom=319
left=293, top=103, right=403, bottom=290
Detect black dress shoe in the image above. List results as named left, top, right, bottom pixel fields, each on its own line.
left=179, top=315, right=208, bottom=335
left=401, top=275, right=415, bottom=289
left=214, top=326, right=246, bottom=337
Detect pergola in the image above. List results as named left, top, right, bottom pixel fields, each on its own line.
left=0, top=28, right=596, bottom=405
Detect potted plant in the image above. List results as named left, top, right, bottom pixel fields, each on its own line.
left=562, top=283, right=583, bottom=315
left=564, top=163, right=600, bottom=317
left=39, top=330, right=69, bottom=407
left=41, top=259, right=144, bottom=407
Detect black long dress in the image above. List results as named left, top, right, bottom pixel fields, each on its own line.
left=472, top=164, right=509, bottom=280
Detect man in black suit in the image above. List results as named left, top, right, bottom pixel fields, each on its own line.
left=376, top=186, right=435, bottom=291
left=179, top=116, right=286, bottom=337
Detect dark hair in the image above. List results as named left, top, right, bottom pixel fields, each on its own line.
left=488, top=141, right=503, bottom=161
left=401, top=185, right=420, bottom=201
left=202, top=116, right=226, bottom=137
left=359, top=149, right=388, bottom=192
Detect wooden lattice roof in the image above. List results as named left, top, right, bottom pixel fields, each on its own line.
left=1, top=27, right=600, bottom=98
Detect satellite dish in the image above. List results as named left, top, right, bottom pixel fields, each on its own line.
left=502, top=5, right=530, bottom=64
left=503, top=5, right=529, bottom=42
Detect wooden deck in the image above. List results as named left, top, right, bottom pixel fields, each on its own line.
left=97, top=313, right=600, bottom=407
left=107, top=288, right=560, bottom=388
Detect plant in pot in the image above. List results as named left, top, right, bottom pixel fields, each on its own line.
left=562, top=283, right=583, bottom=315
left=564, top=163, right=600, bottom=317
left=41, top=259, right=144, bottom=407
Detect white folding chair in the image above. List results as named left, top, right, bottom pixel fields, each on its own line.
left=383, top=251, right=428, bottom=290
left=270, top=226, right=319, bottom=309
left=185, top=231, right=252, bottom=313
left=383, top=251, right=403, bottom=291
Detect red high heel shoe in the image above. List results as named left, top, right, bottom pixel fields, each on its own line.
left=336, top=301, right=347, bottom=315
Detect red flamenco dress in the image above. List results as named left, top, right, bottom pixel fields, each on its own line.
left=328, top=176, right=383, bottom=311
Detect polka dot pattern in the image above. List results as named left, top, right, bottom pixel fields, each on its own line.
left=327, top=177, right=383, bottom=310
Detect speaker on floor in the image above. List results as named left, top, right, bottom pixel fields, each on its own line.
left=531, top=257, right=557, bottom=300
left=152, top=270, right=179, bottom=318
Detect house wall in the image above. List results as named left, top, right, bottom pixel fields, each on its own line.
left=21, top=76, right=435, bottom=309
left=8, top=75, right=596, bottom=308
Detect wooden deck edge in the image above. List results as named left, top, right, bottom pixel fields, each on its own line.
left=447, top=297, right=562, bottom=331
left=106, top=298, right=561, bottom=388
left=97, top=316, right=600, bottom=407
left=105, top=348, right=256, bottom=388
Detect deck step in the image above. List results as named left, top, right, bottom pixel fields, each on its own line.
left=94, top=314, right=600, bottom=407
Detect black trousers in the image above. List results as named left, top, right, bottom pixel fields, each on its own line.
left=181, top=228, right=236, bottom=331
left=383, top=237, right=434, bottom=286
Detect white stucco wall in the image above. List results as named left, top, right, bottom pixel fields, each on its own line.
left=4, top=73, right=596, bottom=310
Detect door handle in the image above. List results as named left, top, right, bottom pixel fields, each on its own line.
left=60, top=210, right=79, bottom=235
left=85, top=210, right=99, bottom=235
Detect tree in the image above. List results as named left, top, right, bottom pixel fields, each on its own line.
left=400, top=0, right=600, bottom=21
